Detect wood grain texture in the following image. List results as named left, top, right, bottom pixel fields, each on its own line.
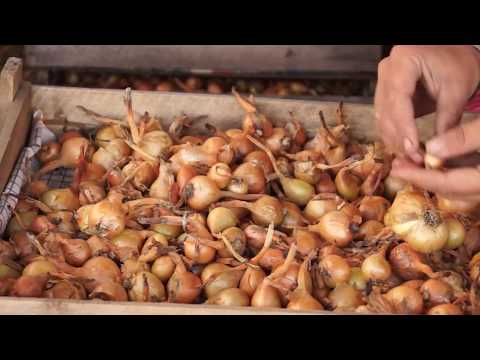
left=0, top=59, right=31, bottom=194
left=24, top=46, right=381, bottom=78
left=0, top=297, right=346, bottom=315
left=31, top=85, right=478, bottom=143
left=0, top=57, right=23, bottom=102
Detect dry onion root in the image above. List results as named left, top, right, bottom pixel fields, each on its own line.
left=2, top=90, right=477, bottom=314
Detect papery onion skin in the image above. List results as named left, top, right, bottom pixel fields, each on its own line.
left=41, top=188, right=80, bottom=211
left=127, top=272, right=166, bottom=302
left=385, top=189, right=448, bottom=254
left=328, top=284, right=364, bottom=309
left=206, top=288, right=250, bottom=307
left=420, top=279, right=453, bottom=307
left=385, top=285, right=424, bottom=315
left=427, top=303, right=463, bottom=315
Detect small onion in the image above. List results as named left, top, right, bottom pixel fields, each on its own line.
left=127, top=271, right=166, bottom=302
left=427, top=304, right=463, bottom=315
left=385, top=285, right=424, bottom=314
left=207, top=207, right=238, bottom=234
left=205, top=288, right=250, bottom=307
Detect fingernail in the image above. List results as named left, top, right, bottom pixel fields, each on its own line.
left=410, top=152, right=424, bottom=164
left=403, top=138, right=414, bottom=153
left=426, top=139, right=442, bottom=156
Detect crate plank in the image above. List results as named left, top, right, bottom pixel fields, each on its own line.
left=31, top=85, right=477, bottom=144
left=0, top=297, right=345, bottom=315
left=24, top=45, right=381, bottom=78
left=0, top=59, right=31, bottom=194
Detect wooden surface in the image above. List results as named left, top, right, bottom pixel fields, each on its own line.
left=0, top=57, right=23, bottom=102
left=30, top=85, right=477, bottom=143
left=0, top=297, right=346, bottom=315
left=0, top=58, right=31, bottom=195
left=24, top=46, right=381, bottom=78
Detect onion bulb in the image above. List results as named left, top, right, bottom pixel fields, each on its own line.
left=361, top=244, right=391, bottom=281
left=335, top=167, right=361, bottom=201
left=51, top=256, right=121, bottom=293
left=0, top=263, right=21, bottom=280
left=207, top=207, right=238, bottom=234
left=36, top=136, right=91, bottom=177
left=427, top=303, right=463, bottom=315
left=45, top=280, right=87, bottom=300
left=183, top=176, right=262, bottom=211
left=252, top=243, right=297, bottom=308
left=304, top=194, right=342, bottom=223
left=232, top=162, right=266, bottom=194
left=215, top=196, right=284, bottom=227
left=385, top=188, right=448, bottom=253
left=320, top=254, right=351, bottom=288
left=348, top=267, right=367, bottom=291
left=328, top=284, right=364, bottom=309
left=420, top=279, right=453, bottom=307
left=240, top=224, right=274, bottom=296
left=152, top=256, right=176, bottom=283
left=444, top=218, right=466, bottom=249
left=76, top=199, right=126, bottom=239
left=385, top=285, right=424, bottom=314
left=41, top=188, right=80, bottom=211
left=205, top=288, right=250, bottom=307
left=244, top=151, right=274, bottom=175
left=389, top=243, right=436, bottom=280
left=10, top=275, right=48, bottom=297
left=167, top=252, right=202, bottom=304
left=232, top=88, right=273, bottom=138
left=217, top=227, right=246, bottom=258
left=127, top=271, right=166, bottom=302
left=358, top=196, right=390, bottom=222
left=308, top=211, right=358, bottom=248
left=207, top=163, right=232, bottom=189
left=247, top=136, right=314, bottom=206
left=89, top=281, right=128, bottom=302
left=203, top=266, right=244, bottom=299
left=287, top=253, right=324, bottom=311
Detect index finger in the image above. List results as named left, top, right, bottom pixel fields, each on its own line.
left=376, top=51, right=423, bottom=162
left=391, top=157, right=480, bottom=196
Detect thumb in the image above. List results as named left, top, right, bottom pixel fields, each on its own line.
left=426, top=118, right=480, bottom=160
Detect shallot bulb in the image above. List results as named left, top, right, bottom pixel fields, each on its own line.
left=308, top=211, right=359, bottom=248
left=183, top=176, right=262, bottom=211
left=126, top=271, right=166, bottom=302
left=167, top=252, right=202, bottom=304
left=232, top=88, right=273, bottom=138
left=385, top=188, right=448, bottom=254
left=247, top=136, right=314, bottom=206
left=287, top=252, right=324, bottom=311
left=388, top=243, right=437, bottom=280
left=215, top=196, right=284, bottom=227
left=36, top=136, right=91, bottom=177
left=76, top=199, right=126, bottom=239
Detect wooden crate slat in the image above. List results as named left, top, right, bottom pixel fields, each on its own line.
left=24, top=45, right=381, bottom=78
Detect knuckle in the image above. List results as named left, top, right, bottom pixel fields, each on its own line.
left=389, top=45, right=416, bottom=59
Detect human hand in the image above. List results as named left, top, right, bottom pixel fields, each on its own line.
left=374, top=45, right=480, bottom=163
left=391, top=118, right=480, bottom=200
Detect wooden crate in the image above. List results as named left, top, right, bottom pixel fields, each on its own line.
left=24, top=45, right=381, bottom=79
left=0, top=58, right=476, bottom=315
